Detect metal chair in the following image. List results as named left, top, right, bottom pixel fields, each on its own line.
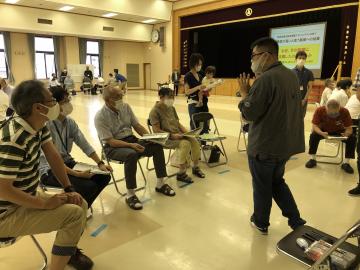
left=0, top=235, right=47, bottom=270
left=146, top=119, right=176, bottom=177
left=237, top=116, right=248, bottom=152
left=98, top=137, right=147, bottom=196
left=316, top=138, right=345, bottom=165
left=191, top=112, right=228, bottom=168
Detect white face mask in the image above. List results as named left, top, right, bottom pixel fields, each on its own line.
left=114, top=99, right=124, bottom=110
left=164, top=99, right=174, bottom=107
left=39, top=103, right=60, bottom=121
left=60, top=102, right=73, bottom=116
left=251, top=53, right=268, bottom=75
left=297, top=59, right=305, bottom=67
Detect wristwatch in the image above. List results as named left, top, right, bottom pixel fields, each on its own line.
left=64, top=185, right=76, bottom=193
left=97, top=160, right=105, bottom=167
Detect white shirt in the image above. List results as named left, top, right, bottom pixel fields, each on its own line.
left=345, top=94, right=360, bottom=120
left=329, top=88, right=348, bottom=107
left=0, top=90, right=9, bottom=121
left=320, top=87, right=333, bottom=106
left=49, top=79, right=60, bottom=87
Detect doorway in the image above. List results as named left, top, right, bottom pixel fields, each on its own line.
left=144, top=63, right=151, bottom=90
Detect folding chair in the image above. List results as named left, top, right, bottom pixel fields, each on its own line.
left=82, top=81, right=92, bottom=94
left=191, top=112, right=228, bottom=168
left=98, top=137, right=147, bottom=196
left=237, top=116, right=248, bottom=152
left=0, top=235, right=47, bottom=270
left=146, top=119, right=176, bottom=177
left=97, top=81, right=105, bottom=94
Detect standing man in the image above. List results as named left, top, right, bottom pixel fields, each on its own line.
left=238, top=37, right=306, bottom=234
left=292, top=50, right=314, bottom=117
left=171, top=69, right=180, bottom=96
left=0, top=80, right=93, bottom=269
left=114, top=69, right=127, bottom=83
left=0, top=77, right=14, bottom=116
left=84, top=66, right=93, bottom=81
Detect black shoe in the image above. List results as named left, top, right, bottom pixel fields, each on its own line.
left=68, top=248, right=94, bottom=270
left=192, top=167, right=205, bottom=178
left=341, top=163, right=354, bottom=174
left=348, top=184, right=360, bottom=196
left=250, top=216, right=268, bottom=235
left=305, top=159, right=317, bottom=168
left=125, top=195, right=143, bottom=210
left=290, top=218, right=307, bottom=231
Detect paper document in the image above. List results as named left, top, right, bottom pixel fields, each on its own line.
left=327, top=136, right=348, bottom=141
left=205, top=79, right=223, bottom=91
left=199, top=133, right=226, bottom=141
left=183, top=127, right=202, bottom=138
left=73, top=162, right=110, bottom=175
left=140, top=133, right=169, bottom=145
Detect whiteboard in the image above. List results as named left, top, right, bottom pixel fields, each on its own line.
left=67, top=64, right=94, bottom=83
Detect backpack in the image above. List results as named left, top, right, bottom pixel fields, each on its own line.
left=208, top=145, right=224, bottom=163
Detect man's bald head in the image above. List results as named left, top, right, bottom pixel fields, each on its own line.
left=102, top=84, right=125, bottom=101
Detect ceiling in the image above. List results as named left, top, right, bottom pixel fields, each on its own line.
left=0, top=0, right=173, bottom=24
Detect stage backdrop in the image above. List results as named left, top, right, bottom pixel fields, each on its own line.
left=179, top=0, right=358, bottom=79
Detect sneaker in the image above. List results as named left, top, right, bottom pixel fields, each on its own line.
left=250, top=216, right=268, bottom=235
left=305, top=159, right=317, bottom=168
left=348, top=184, right=360, bottom=196
left=68, top=248, right=94, bottom=270
left=341, top=163, right=354, bottom=174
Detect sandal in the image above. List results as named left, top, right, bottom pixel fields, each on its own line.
left=125, top=195, right=143, bottom=210
left=155, top=184, right=176, bottom=197
left=192, top=167, right=205, bottom=178
left=176, top=172, right=193, bottom=184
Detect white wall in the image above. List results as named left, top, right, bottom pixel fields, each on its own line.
left=0, top=4, right=153, bottom=42
left=173, top=0, right=220, bottom=10
left=144, top=22, right=173, bottom=90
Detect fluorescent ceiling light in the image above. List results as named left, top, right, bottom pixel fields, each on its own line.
left=103, top=12, right=118, bottom=18
left=5, top=0, right=20, bottom=4
left=59, top=6, right=74, bottom=11
left=142, top=19, right=157, bottom=24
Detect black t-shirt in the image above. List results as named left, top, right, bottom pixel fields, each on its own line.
left=292, top=67, right=314, bottom=100
left=184, top=72, right=207, bottom=103
left=84, top=70, right=93, bottom=80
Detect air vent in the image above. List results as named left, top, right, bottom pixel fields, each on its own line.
left=38, top=18, right=53, bottom=25
left=103, top=26, right=114, bottom=32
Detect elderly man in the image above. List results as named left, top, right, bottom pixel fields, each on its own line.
left=305, top=99, right=355, bottom=174
left=0, top=80, right=92, bottom=270
left=94, top=85, right=175, bottom=211
left=149, top=87, right=205, bottom=183
left=0, top=77, right=14, bottom=116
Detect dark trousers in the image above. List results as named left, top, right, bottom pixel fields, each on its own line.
left=105, top=136, right=167, bottom=189
left=188, top=103, right=209, bottom=134
left=302, top=101, right=308, bottom=118
left=248, top=155, right=302, bottom=228
left=41, top=167, right=110, bottom=208
left=308, top=132, right=356, bottom=159
left=174, top=84, right=179, bottom=96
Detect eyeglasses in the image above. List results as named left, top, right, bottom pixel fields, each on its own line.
left=251, top=51, right=271, bottom=60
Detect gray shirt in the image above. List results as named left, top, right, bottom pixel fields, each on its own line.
left=239, top=62, right=305, bottom=159
left=94, top=103, right=139, bottom=142
left=39, top=117, right=95, bottom=176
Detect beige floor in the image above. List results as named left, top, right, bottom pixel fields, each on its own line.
left=0, top=91, right=359, bottom=270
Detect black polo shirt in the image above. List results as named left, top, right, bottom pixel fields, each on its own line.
left=292, top=66, right=314, bottom=100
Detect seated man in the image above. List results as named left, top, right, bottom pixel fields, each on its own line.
left=305, top=99, right=355, bottom=174
left=330, top=79, right=352, bottom=107
left=149, top=88, right=205, bottom=183
left=320, top=79, right=335, bottom=106
left=40, top=86, right=111, bottom=208
left=0, top=80, right=92, bottom=270
left=64, top=74, right=75, bottom=92
left=49, top=73, right=61, bottom=88
left=94, top=85, right=175, bottom=211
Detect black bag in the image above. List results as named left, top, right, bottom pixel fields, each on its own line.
left=208, top=145, right=224, bottom=163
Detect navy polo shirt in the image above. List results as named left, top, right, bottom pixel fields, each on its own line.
left=292, top=66, right=314, bottom=100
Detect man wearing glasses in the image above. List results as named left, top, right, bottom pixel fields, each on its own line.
left=0, top=80, right=93, bottom=269
left=238, top=37, right=306, bottom=235
left=39, top=86, right=112, bottom=209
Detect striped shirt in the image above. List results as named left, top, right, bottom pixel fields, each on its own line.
left=0, top=117, right=52, bottom=218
